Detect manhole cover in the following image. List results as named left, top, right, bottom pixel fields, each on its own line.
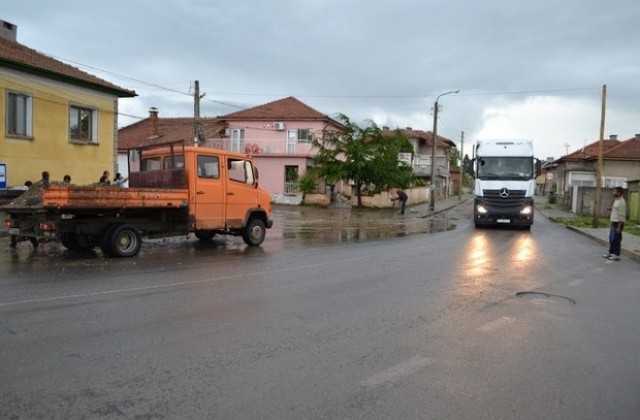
left=516, top=291, right=576, bottom=305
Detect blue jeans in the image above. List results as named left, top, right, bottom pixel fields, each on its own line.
left=608, top=222, right=623, bottom=256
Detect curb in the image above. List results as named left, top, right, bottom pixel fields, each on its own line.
left=565, top=226, right=640, bottom=263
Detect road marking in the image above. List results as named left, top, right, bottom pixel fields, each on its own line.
left=360, top=357, right=434, bottom=387
left=476, top=316, right=516, bottom=333
left=0, top=255, right=375, bottom=309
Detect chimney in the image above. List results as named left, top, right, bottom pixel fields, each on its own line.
left=382, top=126, right=390, bottom=131
left=635, top=134, right=640, bottom=140
left=609, top=134, right=618, bottom=141
left=149, top=107, right=159, bottom=137
left=0, top=20, right=17, bottom=42
left=406, top=127, right=412, bottom=131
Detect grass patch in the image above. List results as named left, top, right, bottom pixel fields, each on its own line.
left=554, top=216, right=640, bottom=236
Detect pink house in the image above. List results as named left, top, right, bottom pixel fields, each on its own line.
left=215, top=97, right=345, bottom=202
left=118, top=97, right=345, bottom=202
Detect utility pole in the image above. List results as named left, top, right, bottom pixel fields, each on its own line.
left=193, top=80, right=205, bottom=147
left=429, top=90, right=459, bottom=212
left=459, top=131, right=464, bottom=201
left=592, top=84, right=607, bottom=228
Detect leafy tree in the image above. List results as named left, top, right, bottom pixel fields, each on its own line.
left=449, top=147, right=461, bottom=168
left=312, top=114, right=413, bottom=207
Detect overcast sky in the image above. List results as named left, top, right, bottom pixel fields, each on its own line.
left=5, top=0, right=640, bottom=160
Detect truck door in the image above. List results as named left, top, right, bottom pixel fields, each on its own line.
left=193, top=154, right=225, bottom=229
left=225, top=157, right=258, bottom=229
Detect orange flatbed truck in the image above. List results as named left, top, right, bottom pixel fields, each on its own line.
left=2, top=144, right=273, bottom=257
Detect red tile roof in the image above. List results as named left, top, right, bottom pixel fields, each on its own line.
left=382, top=127, right=455, bottom=148
left=221, top=96, right=343, bottom=127
left=0, top=37, right=135, bottom=97
left=118, top=115, right=224, bottom=150
left=603, top=136, right=640, bottom=160
left=562, top=139, right=622, bottom=161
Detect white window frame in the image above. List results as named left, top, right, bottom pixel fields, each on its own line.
left=297, top=129, right=312, bottom=144
left=6, top=91, right=33, bottom=138
left=286, top=129, right=296, bottom=154
left=568, top=171, right=595, bottom=187
left=230, top=129, right=245, bottom=153
left=602, top=176, right=627, bottom=189
left=69, top=104, right=98, bottom=144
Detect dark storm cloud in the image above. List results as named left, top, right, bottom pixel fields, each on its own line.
left=4, top=0, right=640, bottom=158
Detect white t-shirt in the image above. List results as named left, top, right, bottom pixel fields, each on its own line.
left=610, top=197, right=626, bottom=223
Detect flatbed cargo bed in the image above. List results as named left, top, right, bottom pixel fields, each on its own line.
left=2, top=185, right=189, bottom=212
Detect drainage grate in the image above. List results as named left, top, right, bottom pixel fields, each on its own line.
left=516, top=291, right=576, bottom=305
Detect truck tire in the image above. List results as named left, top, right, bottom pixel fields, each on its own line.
left=242, top=218, right=266, bottom=246
left=99, top=225, right=118, bottom=257
left=108, top=224, right=142, bottom=258
left=194, top=230, right=216, bottom=242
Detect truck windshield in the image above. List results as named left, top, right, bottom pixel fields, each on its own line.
left=477, top=157, right=533, bottom=180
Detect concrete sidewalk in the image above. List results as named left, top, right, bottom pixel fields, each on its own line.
left=533, top=195, right=640, bottom=262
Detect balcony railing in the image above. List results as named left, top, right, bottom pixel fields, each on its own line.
left=203, top=138, right=315, bottom=156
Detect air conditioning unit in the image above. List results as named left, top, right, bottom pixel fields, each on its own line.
left=273, top=122, right=285, bottom=130
left=221, top=128, right=230, bottom=137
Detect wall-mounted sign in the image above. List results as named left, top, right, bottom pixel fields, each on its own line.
left=0, top=164, right=6, bottom=189
left=397, top=153, right=412, bottom=165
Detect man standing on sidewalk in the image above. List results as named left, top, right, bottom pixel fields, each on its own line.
left=603, top=187, right=626, bottom=261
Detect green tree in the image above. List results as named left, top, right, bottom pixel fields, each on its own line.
left=312, top=114, right=413, bottom=207
left=449, top=147, right=461, bottom=168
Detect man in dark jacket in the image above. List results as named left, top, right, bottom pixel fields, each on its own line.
left=391, top=188, right=408, bottom=215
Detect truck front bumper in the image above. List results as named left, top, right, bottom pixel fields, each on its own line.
left=474, top=198, right=534, bottom=226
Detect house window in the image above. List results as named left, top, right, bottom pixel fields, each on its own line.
left=70, top=105, right=97, bottom=143
left=6, top=92, right=33, bottom=137
left=297, top=129, right=313, bottom=143
left=602, top=176, right=627, bottom=189
left=231, top=129, right=245, bottom=153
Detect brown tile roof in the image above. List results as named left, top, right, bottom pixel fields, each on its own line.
left=118, top=115, right=225, bottom=150
left=0, top=37, right=135, bottom=97
left=221, top=96, right=343, bottom=127
left=382, top=127, right=455, bottom=148
left=561, top=139, right=621, bottom=160
left=602, top=136, right=640, bottom=160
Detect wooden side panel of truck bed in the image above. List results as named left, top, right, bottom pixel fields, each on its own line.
left=42, top=185, right=189, bottom=210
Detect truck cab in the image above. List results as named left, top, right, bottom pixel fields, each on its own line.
left=471, top=140, right=536, bottom=229
left=132, top=144, right=273, bottom=246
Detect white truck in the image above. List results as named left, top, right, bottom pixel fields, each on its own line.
left=471, top=140, right=536, bottom=229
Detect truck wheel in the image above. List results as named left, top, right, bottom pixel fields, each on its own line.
left=108, top=224, right=142, bottom=257
left=194, top=230, right=216, bottom=242
left=242, top=218, right=266, bottom=246
left=99, top=225, right=118, bottom=257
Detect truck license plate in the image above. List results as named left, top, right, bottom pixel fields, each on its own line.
left=497, top=219, right=511, bottom=224
left=7, top=228, right=20, bottom=235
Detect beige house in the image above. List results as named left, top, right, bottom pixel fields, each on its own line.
left=0, top=19, right=135, bottom=186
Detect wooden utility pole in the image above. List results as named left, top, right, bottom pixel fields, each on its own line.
left=193, top=80, right=205, bottom=147
left=592, top=84, right=607, bottom=228
left=459, top=131, right=464, bottom=201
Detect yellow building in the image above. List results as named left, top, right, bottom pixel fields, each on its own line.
left=0, top=20, right=135, bottom=187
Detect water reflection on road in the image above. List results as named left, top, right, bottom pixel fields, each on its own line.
left=0, top=205, right=456, bottom=269
left=270, top=204, right=455, bottom=244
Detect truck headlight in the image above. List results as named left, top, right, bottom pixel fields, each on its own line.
left=520, top=205, right=532, bottom=215
left=476, top=204, right=488, bottom=214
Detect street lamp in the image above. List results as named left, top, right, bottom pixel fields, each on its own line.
left=430, top=90, right=460, bottom=212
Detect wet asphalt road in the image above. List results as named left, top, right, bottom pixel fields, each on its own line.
left=1, top=201, right=640, bottom=419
